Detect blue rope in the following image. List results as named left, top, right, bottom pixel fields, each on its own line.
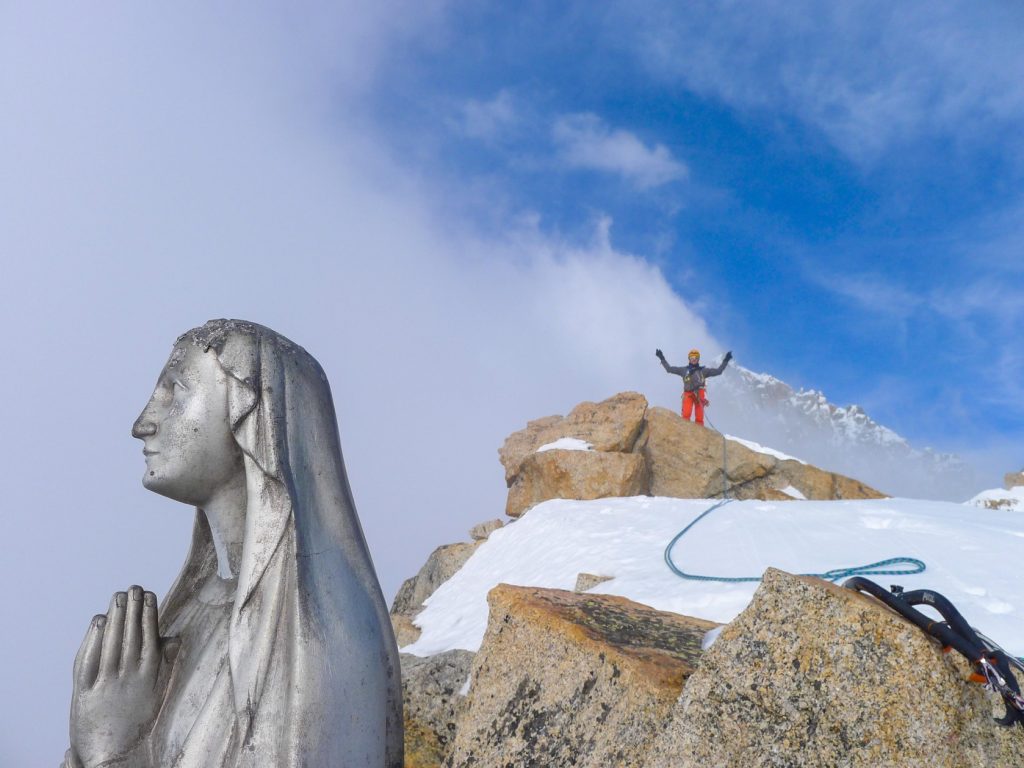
left=663, top=498, right=927, bottom=583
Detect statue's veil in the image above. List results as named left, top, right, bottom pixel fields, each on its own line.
left=160, top=320, right=402, bottom=768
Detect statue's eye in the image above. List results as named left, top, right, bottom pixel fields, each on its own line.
left=172, top=379, right=188, bottom=395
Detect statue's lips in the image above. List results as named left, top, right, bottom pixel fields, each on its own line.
left=142, top=450, right=159, bottom=456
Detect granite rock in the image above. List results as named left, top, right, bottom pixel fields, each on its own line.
left=391, top=541, right=481, bottom=640
left=574, top=572, right=614, bottom=593
left=498, top=392, right=648, bottom=487
left=644, top=568, right=1024, bottom=768
left=468, top=518, right=504, bottom=541
left=638, top=406, right=884, bottom=501
left=447, top=584, right=717, bottom=768
left=505, top=448, right=647, bottom=518
left=401, top=650, right=474, bottom=768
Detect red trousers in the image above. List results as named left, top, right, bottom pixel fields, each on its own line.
left=682, top=389, right=707, bottom=425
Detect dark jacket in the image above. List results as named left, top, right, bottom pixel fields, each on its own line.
left=660, top=354, right=731, bottom=392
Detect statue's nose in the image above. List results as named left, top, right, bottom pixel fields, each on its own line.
left=132, top=414, right=157, bottom=439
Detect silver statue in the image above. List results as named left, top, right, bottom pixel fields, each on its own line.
left=64, top=320, right=403, bottom=767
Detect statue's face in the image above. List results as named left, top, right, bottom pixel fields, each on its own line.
left=132, top=342, right=243, bottom=506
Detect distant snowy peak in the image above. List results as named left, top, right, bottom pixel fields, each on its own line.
left=724, top=363, right=956, bottom=458
left=727, top=365, right=897, bottom=442
left=708, top=363, right=973, bottom=500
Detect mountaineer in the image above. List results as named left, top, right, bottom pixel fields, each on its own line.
left=656, top=348, right=733, bottom=426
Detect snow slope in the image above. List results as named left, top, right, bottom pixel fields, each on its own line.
left=404, top=496, right=1024, bottom=657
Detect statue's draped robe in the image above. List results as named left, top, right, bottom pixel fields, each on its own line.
left=67, top=320, right=403, bottom=768
left=152, top=585, right=235, bottom=766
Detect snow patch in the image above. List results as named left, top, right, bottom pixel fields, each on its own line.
left=537, top=437, right=593, bottom=453
left=726, top=435, right=807, bottom=464
left=778, top=485, right=807, bottom=500
left=701, top=626, right=724, bottom=650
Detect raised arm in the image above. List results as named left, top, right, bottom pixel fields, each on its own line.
left=655, top=349, right=687, bottom=376
left=704, top=350, right=733, bottom=378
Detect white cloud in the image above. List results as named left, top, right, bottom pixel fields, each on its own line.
left=552, top=112, right=688, bottom=188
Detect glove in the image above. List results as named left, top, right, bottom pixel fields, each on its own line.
left=724, top=350, right=733, bottom=362
left=655, top=348, right=665, bottom=360
left=702, top=397, right=710, bottom=407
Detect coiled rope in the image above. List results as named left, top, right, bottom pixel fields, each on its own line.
left=664, top=412, right=926, bottom=583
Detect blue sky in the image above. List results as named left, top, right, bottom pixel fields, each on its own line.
left=367, top=1, right=1024, bottom=444
left=2, top=2, right=1023, bottom=762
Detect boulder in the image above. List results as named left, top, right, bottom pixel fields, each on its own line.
left=574, top=572, right=613, bottom=592
left=1005, top=469, right=1024, bottom=490
left=644, top=568, right=1024, bottom=768
left=498, top=392, right=648, bottom=486
left=775, top=458, right=887, bottom=501
left=401, top=650, right=474, bottom=768
left=392, top=613, right=421, bottom=648
left=638, top=407, right=777, bottom=499
left=391, top=541, right=481, bottom=641
left=505, top=449, right=647, bottom=518
left=468, top=518, right=504, bottom=541
left=447, top=584, right=717, bottom=768
left=498, top=415, right=563, bottom=486
left=757, top=487, right=800, bottom=501
left=554, top=391, right=648, bottom=452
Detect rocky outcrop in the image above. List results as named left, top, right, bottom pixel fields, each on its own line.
left=499, top=393, right=885, bottom=518
left=468, top=518, right=503, bottom=541
left=391, top=542, right=482, bottom=647
left=499, top=392, right=648, bottom=485
left=966, top=469, right=1024, bottom=511
left=447, top=584, right=717, bottom=768
left=644, top=568, right=1024, bottom=768
left=401, top=650, right=474, bottom=768
left=391, top=614, right=422, bottom=649
left=639, top=406, right=885, bottom=501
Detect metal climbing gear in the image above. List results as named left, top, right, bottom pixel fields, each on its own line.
left=843, top=577, right=1024, bottom=727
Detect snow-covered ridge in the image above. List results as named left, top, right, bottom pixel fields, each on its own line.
left=403, top=496, right=1024, bottom=658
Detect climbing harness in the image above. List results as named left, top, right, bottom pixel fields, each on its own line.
left=843, top=577, right=1024, bottom=728
left=663, top=415, right=926, bottom=583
